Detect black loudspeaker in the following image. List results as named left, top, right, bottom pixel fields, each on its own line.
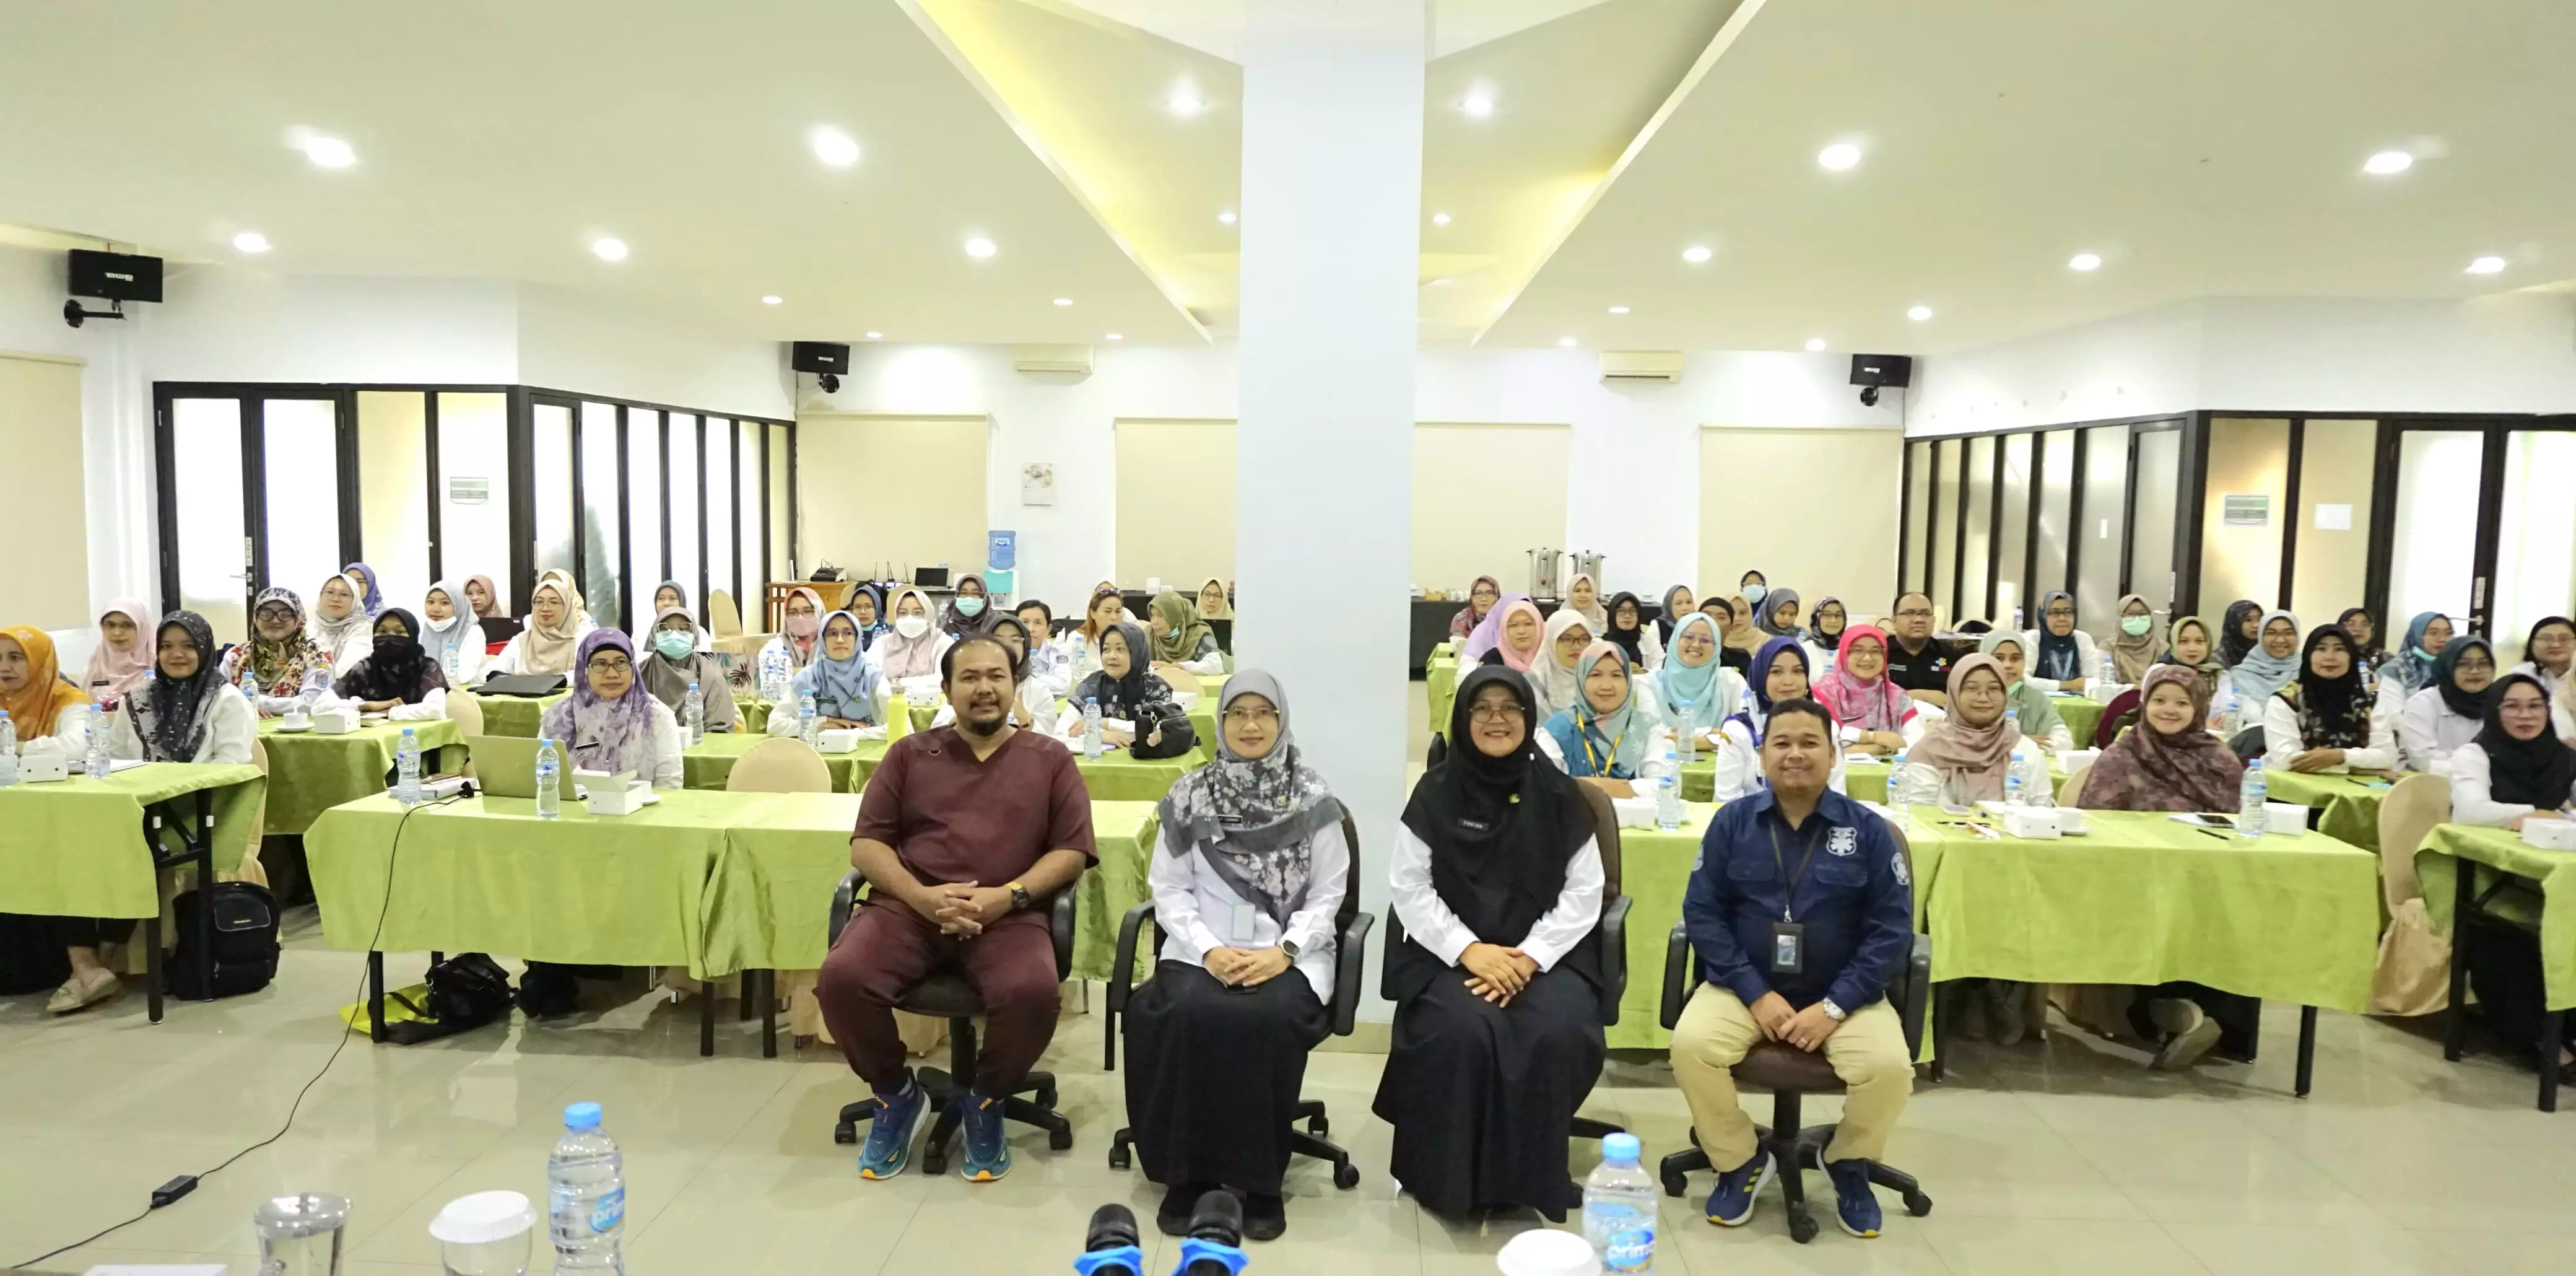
left=791, top=341, right=851, bottom=375
left=1850, top=354, right=1913, bottom=388
left=68, top=250, right=163, bottom=302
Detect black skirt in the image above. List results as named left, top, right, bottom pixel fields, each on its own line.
left=1373, top=963, right=1604, bottom=1220
left=1125, top=961, right=1329, bottom=1192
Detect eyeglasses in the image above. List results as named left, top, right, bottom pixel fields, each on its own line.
left=1894, top=608, right=1934, bottom=619
left=2045, top=608, right=2076, bottom=618
left=1223, top=706, right=1280, bottom=727
left=586, top=657, right=634, bottom=675
left=1468, top=704, right=1523, bottom=723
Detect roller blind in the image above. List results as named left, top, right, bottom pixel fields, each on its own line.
left=1413, top=422, right=1569, bottom=595
left=1115, top=418, right=1235, bottom=590
left=1699, top=426, right=1901, bottom=620
left=796, top=414, right=989, bottom=581
left=0, top=353, right=87, bottom=629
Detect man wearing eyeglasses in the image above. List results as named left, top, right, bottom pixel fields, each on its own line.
left=1880, top=591, right=1959, bottom=707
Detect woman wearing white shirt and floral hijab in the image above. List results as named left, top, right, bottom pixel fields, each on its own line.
left=1124, top=670, right=1348, bottom=1241
left=2261, top=624, right=2396, bottom=774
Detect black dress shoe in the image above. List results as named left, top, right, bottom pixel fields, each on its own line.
left=1242, top=1192, right=1287, bottom=1242
left=1159, top=1182, right=1217, bottom=1236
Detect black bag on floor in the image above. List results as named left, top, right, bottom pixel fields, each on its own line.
left=516, top=961, right=581, bottom=1018
left=2466, top=920, right=2575, bottom=1063
left=165, top=883, right=280, bottom=1000
left=381, top=952, right=516, bottom=1044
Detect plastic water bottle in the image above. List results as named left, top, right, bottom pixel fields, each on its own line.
left=394, top=728, right=422, bottom=806
left=84, top=702, right=112, bottom=780
left=237, top=661, right=260, bottom=702
left=2004, top=707, right=2021, bottom=748
left=760, top=647, right=789, bottom=705
left=2239, top=758, right=2268, bottom=839
left=1673, top=700, right=1696, bottom=764
left=1654, top=749, right=1683, bottom=831
left=547, top=1101, right=625, bottom=1274
left=0, top=711, right=17, bottom=789
left=798, top=692, right=818, bottom=746
left=682, top=682, right=705, bottom=746
left=2222, top=686, right=2244, bottom=735
left=1582, top=1132, right=1658, bottom=1274
left=1082, top=696, right=1105, bottom=761
left=2099, top=651, right=2117, bottom=691
left=534, top=738, right=562, bottom=819
left=2005, top=772, right=2027, bottom=807
left=443, top=645, right=461, bottom=684
left=2024, top=749, right=2055, bottom=808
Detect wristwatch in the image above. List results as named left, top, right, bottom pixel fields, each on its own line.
left=1007, top=881, right=1033, bottom=912
left=1820, top=998, right=1848, bottom=1021
left=1279, top=940, right=1301, bottom=961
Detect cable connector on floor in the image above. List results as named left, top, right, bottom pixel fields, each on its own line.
left=150, top=1174, right=199, bottom=1208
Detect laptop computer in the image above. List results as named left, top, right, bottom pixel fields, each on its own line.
left=466, top=735, right=546, bottom=798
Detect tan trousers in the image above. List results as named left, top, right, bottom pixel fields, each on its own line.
left=1669, top=985, right=1912, bottom=1169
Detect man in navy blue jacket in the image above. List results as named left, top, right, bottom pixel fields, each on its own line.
left=1672, top=696, right=1915, bottom=1238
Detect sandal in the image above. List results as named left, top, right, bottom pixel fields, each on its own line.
left=46, top=967, right=121, bottom=1015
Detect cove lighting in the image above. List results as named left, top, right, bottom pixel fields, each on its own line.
left=1817, top=143, right=1862, bottom=171
left=761, top=295, right=783, bottom=305
left=232, top=231, right=271, bottom=253
left=1907, top=305, right=1933, bottom=321
left=1682, top=245, right=1713, bottom=263
left=1461, top=90, right=1495, bottom=119
left=2466, top=255, right=2507, bottom=274
left=1432, top=212, right=1451, bottom=226
left=965, top=237, right=997, bottom=259
left=591, top=237, right=629, bottom=262
left=2363, top=150, right=2414, bottom=175
left=810, top=126, right=861, bottom=167
left=2068, top=251, right=2103, bottom=271
left=300, top=135, right=355, bottom=168
left=1805, top=338, right=1827, bottom=352
left=1218, top=210, right=1237, bottom=224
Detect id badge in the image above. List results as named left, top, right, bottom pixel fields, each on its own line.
left=1770, top=922, right=1804, bottom=975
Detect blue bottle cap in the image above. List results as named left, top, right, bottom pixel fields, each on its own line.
left=1602, top=1132, right=1642, bottom=1163
left=401, top=727, right=414, bottom=736
left=564, top=1101, right=603, bottom=1130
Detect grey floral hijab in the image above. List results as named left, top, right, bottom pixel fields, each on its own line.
left=1154, top=670, right=1343, bottom=927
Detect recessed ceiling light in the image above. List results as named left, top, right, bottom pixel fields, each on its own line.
left=231, top=230, right=271, bottom=253
left=1432, top=212, right=1451, bottom=227
left=809, top=126, right=861, bottom=167
left=1817, top=142, right=1862, bottom=171
left=1805, top=338, right=1827, bottom=352
left=1168, top=86, right=1206, bottom=116
left=2362, top=149, right=2414, bottom=175
left=1461, top=90, right=1495, bottom=119
left=1053, top=297, right=1073, bottom=307
left=1106, top=333, right=1124, bottom=341
left=1607, top=305, right=1629, bottom=315
left=2068, top=251, right=2104, bottom=271
left=1682, top=245, right=1713, bottom=263
left=1217, top=209, right=1237, bottom=225
left=1557, top=336, right=1578, bottom=347
left=1907, top=305, right=1933, bottom=321
left=760, top=295, right=783, bottom=305
left=964, top=237, right=997, bottom=259
left=298, top=134, right=355, bottom=168
left=2466, top=255, right=2507, bottom=274
left=1430, top=278, right=1452, bottom=287
left=591, top=237, right=628, bottom=262
left=865, top=331, right=884, bottom=340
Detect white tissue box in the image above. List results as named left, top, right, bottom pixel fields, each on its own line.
left=2265, top=801, right=2309, bottom=834
left=815, top=728, right=862, bottom=754
left=1171, top=691, right=1199, bottom=710
left=2059, top=748, right=2102, bottom=772
left=2049, top=808, right=2093, bottom=836
left=311, top=706, right=360, bottom=735
left=17, top=744, right=69, bottom=783
left=2523, top=818, right=2576, bottom=850
left=2003, top=808, right=2064, bottom=839
left=1610, top=796, right=1660, bottom=829
left=584, top=780, right=649, bottom=816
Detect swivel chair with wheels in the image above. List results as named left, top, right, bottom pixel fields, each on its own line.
left=825, top=872, right=1077, bottom=1173
left=1101, top=811, right=1377, bottom=1191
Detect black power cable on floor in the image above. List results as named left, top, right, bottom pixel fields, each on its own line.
left=8, top=788, right=469, bottom=1271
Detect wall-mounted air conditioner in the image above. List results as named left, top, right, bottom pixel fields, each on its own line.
left=1599, top=350, right=1683, bottom=383
left=1012, top=343, right=1094, bottom=375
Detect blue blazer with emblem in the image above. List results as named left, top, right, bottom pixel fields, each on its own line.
left=1684, top=787, right=1913, bottom=1012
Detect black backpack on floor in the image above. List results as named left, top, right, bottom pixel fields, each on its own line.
left=165, top=882, right=281, bottom=1000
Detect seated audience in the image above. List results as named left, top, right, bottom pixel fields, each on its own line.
left=1468, top=597, right=1544, bottom=684
left=308, top=571, right=375, bottom=671
left=2023, top=591, right=2097, bottom=691
left=1720, top=593, right=1768, bottom=668
left=1602, top=592, right=1651, bottom=670
left=847, top=585, right=890, bottom=652
left=1539, top=640, right=1666, bottom=782
left=2219, top=600, right=2264, bottom=668
left=2107, top=593, right=2167, bottom=685
left=756, top=585, right=826, bottom=677
left=941, top=573, right=998, bottom=638
left=869, top=587, right=955, bottom=697
left=1528, top=610, right=1596, bottom=724
left=2513, top=615, right=2576, bottom=741
left=1561, top=572, right=1606, bottom=630
left=1881, top=592, right=1956, bottom=705
left=1755, top=587, right=1804, bottom=642
left=79, top=598, right=154, bottom=703
left=1713, top=636, right=1849, bottom=800
left=1698, top=596, right=1752, bottom=675
left=651, top=580, right=713, bottom=653
left=1063, top=587, right=1129, bottom=681
left=463, top=573, right=518, bottom=645
left=2401, top=636, right=2497, bottom=775
left=1055, top=621, right=1196, bottom=759
left=2229, top=610, right=2304, bottom=709
left=1812, top=625, right=1923, bottom=757
left=328, top=608, right=450, bottom=720
left=1149, top=590, right=1228, bottom=675
left=1448, top=576, right=1502, bottom=644
left=1092, top=579, right=1145, bottom=624
left=486, top=572, right=594, bottom=677
left=0, top=624, right=94, bottom=749
left=1739, top=569, right=1770, bottom=611
left=1904, top=654, right=2020, bottom=805
left=539, top=631, right=684, bottom=789
left=931, top=615, right=1052, bottom=730
left=2339, top=606, right=2394, bottom=683
left=1125, top=671, right=1346, bottom=1240
left=1672, top=696, right=1913, bottom=1237
left=1011, top=600, right=1071, bottom=700
left=1377, top=666, right=1606, bottom=1221
left=1651, top=613, right=1746, bottom=755
left=1804, top=596, right=1850, bottom=672
left=817, top=636, right=1097, bottom=1183
left=1196, top=577, right=1234, bottom=623
left=227, top=587, right=333, bottom=715
left=1648, top=584, right=1695, bottom=670
left=643, top=607, right=739, bottom=732
left=2449, top=673, right=2576, bottom=829
left=772, top=610, right=884, bottom=733
left=1974, top=632, right=2074, bottom=750
left=2158, top=614, right=2233, bottom=728
left=418, top=580, right=487, bottom=681
left=2261, top=624, right=2395, bottom=772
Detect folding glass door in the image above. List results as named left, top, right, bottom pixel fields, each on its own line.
left=154, top=387, right=354, bottom=644
left=2376, top=419, right=2576, bottom=663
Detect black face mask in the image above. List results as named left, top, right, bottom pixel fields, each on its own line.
left=373, top=633, right=411, bottom=657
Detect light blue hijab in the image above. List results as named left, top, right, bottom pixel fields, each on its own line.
left=1543, top=640, right=1650, bottom=780
left=790, top=610, right=882, bottom=723
left=2229, top=608, right=2304, bottom=704
left=1653, top=612, right=1730, bottom=735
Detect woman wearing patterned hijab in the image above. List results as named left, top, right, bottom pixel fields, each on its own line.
left=1125, top=670, right=1348, bottom=1239
left=539, top=630, right=683, bottom=788
left=308, top=572, right=376, bottom=672
left=1059, top=621, right=1196, bottom=759
left=2261, top=624, right=2395, bottom=773
left=940, top=572, right=1001, bottom=639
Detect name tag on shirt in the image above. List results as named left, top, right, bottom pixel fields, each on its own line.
left=1227, top=902, right=1260, bottom=938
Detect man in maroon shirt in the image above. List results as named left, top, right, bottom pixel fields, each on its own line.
left=817, top=634, right=1097, bottom=1183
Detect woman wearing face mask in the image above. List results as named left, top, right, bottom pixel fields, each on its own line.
left=2157, top=615, right=2233, bottom=727
left=1536, top=641, right=1668, bottom=786
left=2023, top=591, right=2099, bottom=693
left=1526, top=610, right=1596, bottom=725
left=2450, top=672, right=2576, bottom=830
left=329, top=609, right=450, bottom=719
left=417, top=580, right=487, bottom=684
left=1739, top=569, right=1769, bottom=611
left=2401, top=636, right=2499, bottom=775
left=308, top=572, right=376, bottom=671
left=941, top=573, right=999, bottom=638
left=225, top=587, right=334, bottom=715
left=1, top=624, right=95, bottom=750
left=1559, top=573, right=1606, bottom=632
left=2228, top=610, right=2304, bottom=711
left=2107, top=595, right=2167, bottom=686
left=1645, top=584, right=1694, bottom=671
left=2263, top=625, right=2396, bottom=774
left=1812, top=624, right=1923, bottom=758
left=1803, top=596, right=1850, bottom=672
left=645, top=606, right=739, bottom=732
left=80, top=598, right=154, bottom=704
left=868, top=585, right=955, bottom=697
left=1450, top=576, right=1502, bottom=644
left=1149, top=590, right=1229, bottom=676
left=485, top=571, right=594, bottom=677
left=1057, top=621, right=1196, bottom=759
left=1975, top=631, right=2076, bottom=751
left=1710, top=635, right=1849, bottom=802
left=1649, top=613, right=1745, bottom=756
left=2512, top=616, right=2576, bottom=743
left=1600, top=592, right=1651, bottom=671
left=756, top=586, right=827, bottom=677
left=772, top=611, right=885, bottom=733
left=651, top=580, right=715, bottom=654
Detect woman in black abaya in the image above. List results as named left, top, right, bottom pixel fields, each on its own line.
left=1375, top=665, right=1606, bottom=1221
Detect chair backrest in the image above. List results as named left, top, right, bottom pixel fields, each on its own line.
left=725, top=736, right=832, bottom=792
left=1574, top=779, right=1623, bottom=898
left=1425, top=733, right=1448, bottom=768
left=246, top=736, right=271, bottom=834
left=446, top=693, right=485, bottom=779
left=2056, top=763, right=2092, bottom=811
left=2375, top=772, right=2450, bottom=908
left=708, top=589, right=744, bottom=638
left=2094, top=689, right=2140, bottom=748
left=1334, top=809, right=1364, bottom=935
left=1159, top=665, right=1203, bottom=694
left=2227, top=725, right=2267, bottom=761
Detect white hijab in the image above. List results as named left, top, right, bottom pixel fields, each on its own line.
left=1530, top=608, right=1596, bottom=724
left=418, top=579, right=478, bottom=671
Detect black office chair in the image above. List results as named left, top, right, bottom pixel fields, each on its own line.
left=827, top=872, right=1077, bottom=1172
left=1425, top=733, right=1448, bottom=768
left=2227, top=726, right=2268, bottom=762
left=1652, top=832, right=1933, bottom=1244
left=1102, top=811, right=1376, bottom=1191
left=1378, top=781, right=1635, bottom=1147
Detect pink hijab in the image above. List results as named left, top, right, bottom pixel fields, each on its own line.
left=1463, top=592, right=1533, bottom=662
left=1812, top=624, right=1914, bottom=735
left=82, top=596, right=157, bottom=701
left=1481, top=598, right=1546, bottom=672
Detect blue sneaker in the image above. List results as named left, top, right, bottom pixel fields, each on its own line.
left=959, top=1092, right=1012, bottom=1182
left=1824, top=1158, right=1882, bottom=1238
left=1704, top=1149, right=1771, bottom=1226
left=858, top=1076, right=924, bottom=1181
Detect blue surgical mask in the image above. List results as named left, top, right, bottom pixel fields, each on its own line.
left=1743, top=583, right=1768, bottom=605
left=2121, top=615, right=2152, bottom=637
left=955, top=596, right=985, bottom=618
left=654, top=630, right=695, bottom=660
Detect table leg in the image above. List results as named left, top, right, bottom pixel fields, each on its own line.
left=2445, top=855, right=2474, bottom=1063
left=2295, top=1007, right=2317, bottom=1097
left=143, top=915, right=165, bottom=1024
left=1929, top=983, right=1949, bottom=1083
left=189, top=790, right=215, bottom=1001
left=2541, top=1010, right=2564, bottom=1114
left=700, top=982, right=715, bottom=1057
left=368, top=952, right=387, bottom=1044
left=760, top=971, right=778, bottom=1059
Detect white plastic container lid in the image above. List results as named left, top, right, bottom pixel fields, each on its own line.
left=429, top=1191, right=537, bottom=1244
left=1494, top=1228, right=1601, bottom=1276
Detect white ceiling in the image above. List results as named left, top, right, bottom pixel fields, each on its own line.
left=1, top=0, right=2567, bottom=356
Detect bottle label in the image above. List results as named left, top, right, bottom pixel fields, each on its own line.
left=590, top=1186, right=624, bottom=1234
left=1600, top=1221, right=1654, bottom=1272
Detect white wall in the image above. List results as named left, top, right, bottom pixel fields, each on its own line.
left=801, top=342, right=1898, bottom=606
left=516, top=284, right=793, bottom=421
left=147, top=264, right=520, bottom=384
left=0, top=242, right=154, bottom=634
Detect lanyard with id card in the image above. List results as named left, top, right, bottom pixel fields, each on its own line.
left=1765, top=817, right=1825, bottom=976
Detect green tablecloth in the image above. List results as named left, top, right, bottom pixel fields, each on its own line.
left=257, top=718, right=465, bottom=835
left=685, top=732, right=1204, bottom=803
left=1677, top=758, right=2060, bottom=805
left=0, top=764, right=268, bottom=917
left=471, top=691, right=568, bottom=738
left=2052, top=695, right=2107, bottom=747
left=736, top=698, right=772, bottom=733
left=306, top=791, right=739, bottom=976
left=1068, top=802, right=1160, bottom=981
left=2416, top=823, right=2573, bottom=1007
left=1427, top=653, right=1459, bottom=738
left=2261, top=770, right=2390, bottom=852
left=682, top=731, right=868, bottom=793
left=1905, top=807, right=2380, bottom=1012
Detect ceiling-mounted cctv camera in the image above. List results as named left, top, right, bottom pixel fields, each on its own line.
left=817, top=372, right=841, bottom=394
left=1859, top=385, right=1880, bottom=408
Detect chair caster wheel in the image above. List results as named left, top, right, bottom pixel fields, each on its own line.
left=833, top=1123, right=856, bottom=1145
left=1050, top=1127, right=1075, bottom=1151
left=1787, top=1208, right=1819, bottom=1244
left=1308, top=1116, right=1330, bottom=1137
left=1660, top=1173, right=1687, bottom=1199
left=1108, top=1146, right=1131, bottom=1170
left=1038, top=1085, right=1058, bottom=1110
left=1904, top=1190, right=1933, bottom=1217
left=924, top=1149, right=948, bottom=1175
left=1333, top=1163, right=1360, bottom=1191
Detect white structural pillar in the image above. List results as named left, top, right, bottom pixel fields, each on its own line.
left=1234, top=0, right=1424, bottom=1005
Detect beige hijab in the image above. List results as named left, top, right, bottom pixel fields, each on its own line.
left=523, top=571, right=587, bottom=674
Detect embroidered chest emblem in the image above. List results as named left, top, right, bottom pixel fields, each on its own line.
left=1827, top=828, right=1859, bottom=857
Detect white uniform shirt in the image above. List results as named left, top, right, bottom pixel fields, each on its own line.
left=110, top=689, right=257, bottom=765
left=2445, top=741, right=2573, bottom=829
left=2400, top=686, right=2485, bottom=776
left=1709, top=716, right=1852, bottom=802
left=1150, top=819, right=1349, bottom=999
left=2260, top=693, right=2398, bottom=772
left=1389, top=824, right=1604, bottom=974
